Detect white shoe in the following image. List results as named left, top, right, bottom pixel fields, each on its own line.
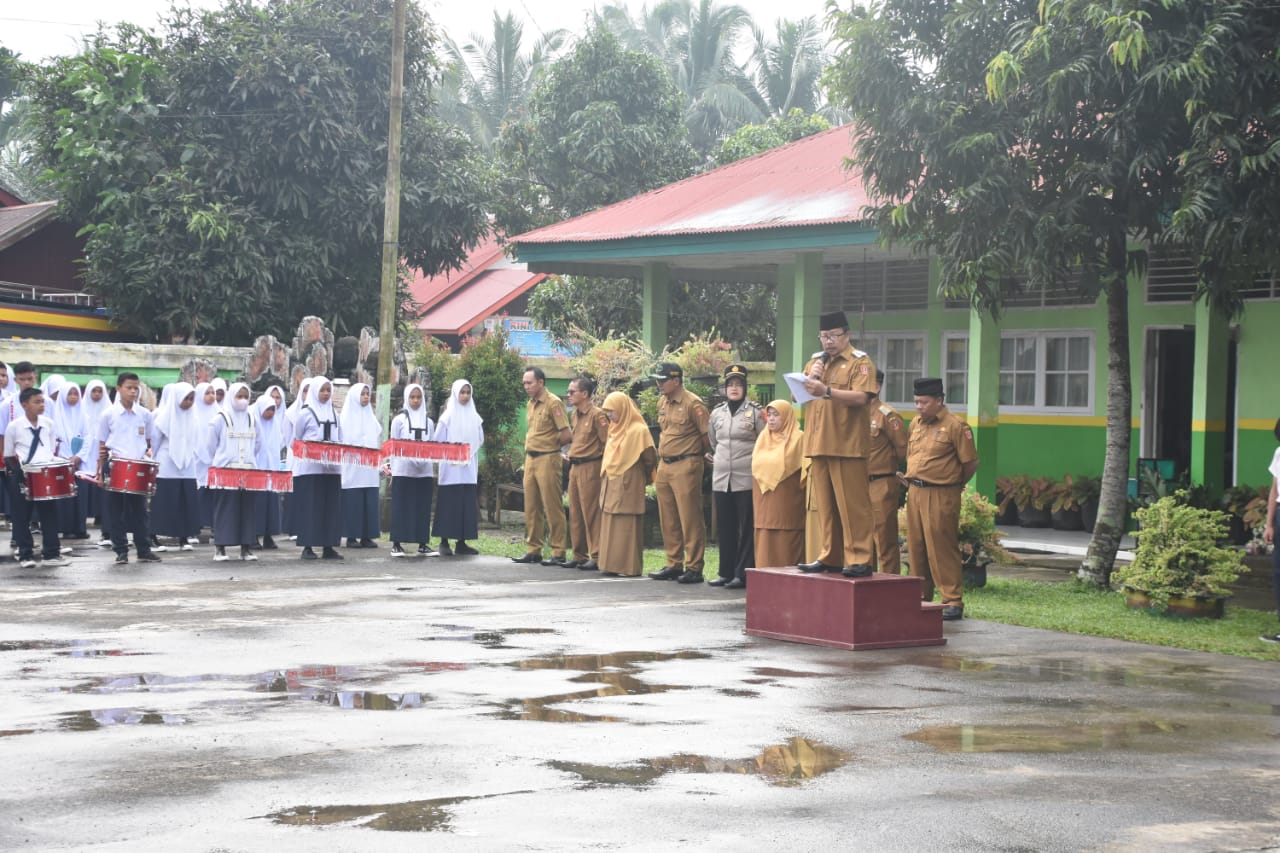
left=213, top=550, right=229, bottom=562
left=41, top=556, right=68, bottom=567
left=151, top=543, right=168, bottom=552
left=60, top=546, right=73, bottom=554
left=186, top=536, right=199, bottom=545
left=242, top=551, right=258, bottom=562
left=181, top=543, right=194, bottom=551
left=19, top=558, right=36, bottom=568
left=390, top=545, right=406, bottom=558
left=97, top=539, right=112, bottom=549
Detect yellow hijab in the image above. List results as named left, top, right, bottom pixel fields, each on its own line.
left=601, top=391, right=654, bottom=480
left=752, top=399, right=804, bottom=492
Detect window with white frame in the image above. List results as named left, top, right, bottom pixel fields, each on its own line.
left=943, top=334, right=968, bottom=406
left=848, top=332, right=926, bottom=405
left=999, top=331, right=1093, bottom=411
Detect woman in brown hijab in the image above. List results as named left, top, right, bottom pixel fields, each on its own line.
left=752, top=400, right=806, bottom=572
left=597, top=392, right=657, bottom=577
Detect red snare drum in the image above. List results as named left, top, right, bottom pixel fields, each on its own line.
left=22, top=460, right=78, bottom=501
left=106, top=456, right=158, bottom=496
left=208, top=467, right=293, bottom=493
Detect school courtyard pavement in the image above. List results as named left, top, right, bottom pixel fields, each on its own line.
left=1, top=540, right=1278, bottom=852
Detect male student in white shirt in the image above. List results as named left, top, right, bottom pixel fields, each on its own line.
left=4, top=386, right=69, bottom=568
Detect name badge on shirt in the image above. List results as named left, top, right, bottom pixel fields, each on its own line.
left=137, top=426, right=145, bottom=436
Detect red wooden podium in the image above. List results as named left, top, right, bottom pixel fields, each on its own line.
left=744, top=567, right=946, bottom=650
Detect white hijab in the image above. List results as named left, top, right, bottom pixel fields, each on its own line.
left=306, top=378, right=337, bottom=427
left=400, top=383, right=428, bottom=434
left=339, top=382, right=381, bottom=449
left=155, top=381, right=198, bottom=469
left=438, top=378, right=483, bottom=451
left=286, top=377, right=314, bottom=429
left=40, top=374, right=65, bottom=402
left=80, top=380, right=110, bottom=437
left=52, top=381, right=86, bottom=453
left=219, top=381, right=255, bottom=432
left=254, top=394, right=287, bottom=469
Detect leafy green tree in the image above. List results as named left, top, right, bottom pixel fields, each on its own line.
left=495, top=25, right=697, bottom=234
left=22, top=0, right=490, bottom=344
left=825, top=0, right=1199, bottom=584
left=711, top=109, right=830, bottom=166
left=453, top=326, right=526, bottom=518
left=747, top=16, right=826, bottom=118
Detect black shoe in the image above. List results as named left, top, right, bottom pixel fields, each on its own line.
left=261, top=536, right=279, bottom=550
left=512, top=552, right=542, bottom=564
left=455, top=542, right=479, bottom=556
left=650, top=566, right=683, bottom=580
left=798, top=560, right=836, bottom=573
left=360, top=538, right=378, bottom=549
left=725, top=578, right=746, bottom=590
left=941, top=605, right=964, bottom=621
left=541, top=555, right=568, bottom=567
left=114, top=553, right=128, bottom=564
left=438, top=541, right=454, bottom=556
left=676, top=570, right=704, bottom=584
left=301, top=547, right=318, bottom=560
left=137, top=552, right=161, bottom=563
left=842, top=564, right=874, bottom=578
left=707, top=577, right=731, bottom=587
left=579, top=559, right=599, bottom=571
left=322, top=547, right=344, bottom=560
left=562, top=559, right=583, bottom=569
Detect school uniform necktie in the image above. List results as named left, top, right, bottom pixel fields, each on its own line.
left=24, top=426, right=41, bottom=464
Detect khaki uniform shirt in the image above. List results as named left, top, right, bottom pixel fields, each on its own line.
left=905, top=405, right=978, bottom=484
left=656, top=386, right=709, bottom=458
left=800, top=344, right=876, bottom=458
left=708, top=400, right=763, bottom=492
left=525, top=390, right=569, bottom=453
left=867, top=402, right=908, bottom=475
left=568, top=405, right=608, bottom=459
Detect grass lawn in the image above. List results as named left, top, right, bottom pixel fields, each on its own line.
left=472, top=529, right=1279, bottom=662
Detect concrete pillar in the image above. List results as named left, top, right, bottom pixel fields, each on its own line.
left=774, top=261, right=795, bottom=397
left=642, top=262, right=670, bottom=354
left=966, top=307, right=1001, bottom=500
left=1190, top=299, right=1228, bottom=495
left=774, top=253, right=823, bottom=400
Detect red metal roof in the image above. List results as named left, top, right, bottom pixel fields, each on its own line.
left=0, top=202, right=57, bottom=253
left=409, top=236, right=546, bottom=336
left=512, top=125, right=870, bottom=245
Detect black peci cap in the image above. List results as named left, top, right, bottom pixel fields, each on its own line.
left=914, top=377, right=945, bottom=397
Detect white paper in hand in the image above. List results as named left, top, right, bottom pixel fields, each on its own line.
left=784, top=372, right=821, bottom=404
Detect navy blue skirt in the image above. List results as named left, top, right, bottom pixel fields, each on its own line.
left=256, top=491, right=283, bottom=537
left=432, top=483, right=478, bottom=541
left=151, top=478, right=202, bottom=538
left=55, top=488, right=87, bottom=536
left=390, top=476, right=433, bottom=544
left=342, top=486, right=380, bottom=540
left=211, top=488, right=256, bottom=546
left=294, top=474, right=342, bottom=547
left=197, top=485, right=214, bottom=529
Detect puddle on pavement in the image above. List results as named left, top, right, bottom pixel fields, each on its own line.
left=422, top=625, right=557, bottom=649
left=749, top=667, right=838, bottom=679
left=905, top=720, right=1190, bottom=753
left=718, top=688, right=760, bottom=698
left=58, top=709, right=185, bottom=730
left=512, top=650, right=709, bottom=671
left=549, top=737, right=850, bottom=788
left=1, top=728, right=35, bottom=737
left=262, top=791, right=528, bottom=833
left=1, top=639, right=146, bottom=656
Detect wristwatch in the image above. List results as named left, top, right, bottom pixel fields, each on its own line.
left=823, top=386, right=832, bottom=400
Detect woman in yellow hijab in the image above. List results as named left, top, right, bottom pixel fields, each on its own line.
left=751, top=400, right=807, bottom=571
left=597, top=391, right=657, bottom=577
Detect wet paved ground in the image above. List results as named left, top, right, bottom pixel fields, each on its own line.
left=2, top=540, right=1278, bottom=851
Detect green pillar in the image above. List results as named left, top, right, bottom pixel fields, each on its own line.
left=775, top=253, right=822, bottom=414
left=1190, top=299, right=1228, bottom=494
left=966, top=307, right=1001, bottom=500
left=774, top=261, right=796, bottom=396
left=642, top=262, right=670, bottom=354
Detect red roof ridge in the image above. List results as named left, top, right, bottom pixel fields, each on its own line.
left=416, top=236, right=508, bottom=313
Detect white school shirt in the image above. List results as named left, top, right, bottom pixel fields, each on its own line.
left=97, top=405, right=154, bottom=459
left=292, top=405, right=342, bottom=476
left=207, top=410, right=262, bottom=469
left=433, top=418, right=481, bottom=486
left=4, top=414, right=58, bottom=465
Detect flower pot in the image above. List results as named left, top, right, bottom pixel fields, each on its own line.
left=1050, top=507, right=1083, bottom=531
left=1123, top=587, right=1227, bottom=619
left=1017, top=506, right=1051, bottom=528
left=995, top=500, right=1019, bottom=526
left=962, top=554, right=989, bottom=589
left=1081, top=498, right=1099, bottom=533
left=1227, top=515, right=1251, bottom=547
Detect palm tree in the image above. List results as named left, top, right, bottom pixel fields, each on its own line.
left=441, top=12, right=568, bottom=154
left=748, top=16, right=825, bottom=117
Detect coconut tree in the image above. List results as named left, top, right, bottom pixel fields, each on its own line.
left=747, top=16, right=825, bottom=117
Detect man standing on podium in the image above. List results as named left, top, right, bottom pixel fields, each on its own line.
left=799, top=311, right=878, bottom=578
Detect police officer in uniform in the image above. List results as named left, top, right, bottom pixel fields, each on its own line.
left=513, top=366, right=572, bottom=566
left=899, top=377, right=979, bottom=620
left=868, top=369, right=908, bottom=573
left=648, top=362, right=711, bottom=583
left=706, top=363, right=763, bottom=587
left=565, top=374, right=609, bottom=570
left=799, top=311, right=878, bottom=577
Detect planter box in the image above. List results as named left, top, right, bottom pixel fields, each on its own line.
left=1081, top=499, right=1099, bottom=533
left=1051, top=507, right=1083, bottom=531
left=745, top=568, right=945, bottom=650
left=1018, top=506, right=1051, bottom=528
left=1123, top=587, right=1227, bottom=619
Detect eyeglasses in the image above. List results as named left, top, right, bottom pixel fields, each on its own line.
left=818, top=331, right=848, bottom=342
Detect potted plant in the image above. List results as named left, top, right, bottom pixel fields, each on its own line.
left=955, top=489, right=1016, bottom=587
left=994, top=475, right=1024, bottom=525
left=1220, top=484, right=1262, bottom=546
left=1012, top=477, right=1055, bottom=528
left=1111, top=492, right=1248, bottom=618
left=1048, top=475, right=1083, bottom=531
left=1072, top=474, right=1102, bottom=532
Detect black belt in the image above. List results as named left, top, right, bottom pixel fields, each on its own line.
left=869, top=472, right=897, bottom=481
left=568, top=456, right=602, bottom=466
left=660, top=453, right=701, bottom=464
left=526, top=449, right=556, bottom=458
left=905, top=478, right=962, bottom=488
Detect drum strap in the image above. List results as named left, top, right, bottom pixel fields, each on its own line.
left=24, top=426, right=41, bottom=464
left=301, top=405, right=335, bottom=442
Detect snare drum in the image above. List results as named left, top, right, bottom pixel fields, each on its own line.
left=22, top=460, right=78, bottom=501
left=106, top=456, right=159, bottom=496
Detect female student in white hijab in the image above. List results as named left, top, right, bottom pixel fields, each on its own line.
left=206, top=382, right=261, bottom=561
left=51, top=380, right=90, bottom=539
left=254, top=387, right=288, bottom=549
left=80, top=379, right=111, bottom=544
left=292, top=376, right=344, bottom=559
left=432, top=378, right=484, bottom=556
left=281, top=377, right=313, bottom=538
left=339, top=382, right=382, bottom=548
left=192, top=381, right=220, bottom=540
left=387, top=382, right=435, bottom=557
left=151, top=382, right=201, bottom=551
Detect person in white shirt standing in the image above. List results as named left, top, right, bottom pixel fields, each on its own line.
left=4, top=387, right=69, bottom=568
left=0, top=361, right=38, bottom=546
left=96, top=372, right=161, bottom=564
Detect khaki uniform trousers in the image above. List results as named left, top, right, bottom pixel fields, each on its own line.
left=567, top=459, right=603, bottom=562
left=654, top=456, right=705, bottom=570
left=905, top=484, right=963, bottom=606
left=523, top=452, right=567, bottom=556
left=869, top=475, right=902, bottom=573
left=810, top=456, right=873, bottom=567
left=805, top=475, right=822, bottom=563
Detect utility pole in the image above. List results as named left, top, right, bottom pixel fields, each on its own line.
left=375, top=0, right=407, bottom=431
